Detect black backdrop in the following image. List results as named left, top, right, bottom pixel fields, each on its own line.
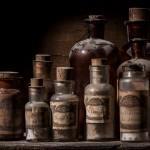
left=0, top=0, right=149, bottom=80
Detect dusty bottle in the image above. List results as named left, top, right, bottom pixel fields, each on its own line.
left=84, top=59, right=115, bottom=141
left=122, top=8, right=150, bottom=61
left=50, top=67, right=79, bottom=141
left=33, top=54, right=53, bottom=103
left=25, top=78, right=51, bottom=141
left=0, top=71, right=24, bottom=140
left=69, top=15, right=120, bottom=139
left=119, top=64, right=149, bottom=141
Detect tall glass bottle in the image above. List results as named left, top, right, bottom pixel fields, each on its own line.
left=69, top=15, right=120, bottom=139
left=50, top=67, right=79, bottom=141
left=122, top=8, right=150, bottom=61
left=84, top=59, right=115, bottom=141
left=25, top=78, right=51, bottom=141
left=119, top=64, right=149, bottom=141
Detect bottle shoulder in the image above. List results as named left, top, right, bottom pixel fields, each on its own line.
left=51, top=93, right=78, bottom=102
left=70, top=38, right=117, bottom=55
left=25, top=101, right=50, bottom=109
left=85, top=83, right=114, bottom=94
left=117, top=58, right=150, bottom=77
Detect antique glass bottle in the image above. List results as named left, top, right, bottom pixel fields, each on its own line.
left=25, top=78, right=51, bottom=141
left=69, top=15, right=120, bottom=139
left=122, top=8, right=150, bottom=61
left=119, top=65, right=149, bottom=141
left=33, top=54, right=54, bottom=103
left=84, top=59, right=115, bottom=141
left=50, top=67, right=79, bottom=141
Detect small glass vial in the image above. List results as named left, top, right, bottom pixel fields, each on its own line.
left=119, top=64, right=149, bottom=141
left=84, top=59, right=115, bottom=141
left=50, top=67, right=79, bottom=141
left=25, top=78, right=51, bottom=141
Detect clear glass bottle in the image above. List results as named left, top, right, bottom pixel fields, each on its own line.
left=119, top=64, right=149, bottom=141
left=84, top=59, right=115, bottom=141
left=50, top=67, right=79, bottom=141
left=25, top=78, right=51, bottom=141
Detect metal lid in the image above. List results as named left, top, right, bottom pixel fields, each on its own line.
left=30, top=78, right=43, bottom=87
left=84, top=15, right=107, bottom=23
left=0, top=71, right=19, bottom=79
left=56, top=67, right=74, bottom=81
left=35, top=54, right=51, bottom=61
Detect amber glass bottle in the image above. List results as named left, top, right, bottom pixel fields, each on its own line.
left=69, top=15, right=120, bottom=139
left=122, top=8, right=150, bottom=61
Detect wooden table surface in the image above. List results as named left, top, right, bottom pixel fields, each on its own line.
left=0, top=141, right=150, bottom=150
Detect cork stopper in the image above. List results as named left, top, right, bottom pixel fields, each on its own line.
left=91, top=58, right=107, bottom=66
left=56, top=67, right=74, bottom=81
left=30, top=78, right=43, bottom=87
left=0, top=71, right=19, bottom=79
left=129, top=8, right=149, bottom=21
left=35, top=54, right=51, bottom=61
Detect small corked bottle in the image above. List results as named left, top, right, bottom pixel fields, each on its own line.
left=84, top=58, right=115, bottom=141
left=25, top=78, right=51, bottom=141
left=50, top=67, right=79, bottom=141
left=119, top=64, right=149, bottom=141
left=33, top=54, right=53, bottom=103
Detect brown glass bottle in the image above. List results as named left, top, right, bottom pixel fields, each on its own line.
left=122, top=8, right=150, bottom=61
left=69, top=15, right=120, bottom=139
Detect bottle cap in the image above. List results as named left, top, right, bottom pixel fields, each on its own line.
left=30, top=78, right=43, bottom=87
left=91, top=58, right=107, bottom=66
left=35, top=54, right=51, bottom=61
left=56, top=67, right=74, bottom=81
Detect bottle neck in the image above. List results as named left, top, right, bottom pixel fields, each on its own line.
left=54, top=80, right=74, bottom=94
left=88, top=22, right=105, bottom=39
left=90, top=65, right=109, bottom=84
left=123, top=71, right=146, bottom=78
left=29, top=86, right=44, bottom=102
left=131, top=41, right=146, bottom=59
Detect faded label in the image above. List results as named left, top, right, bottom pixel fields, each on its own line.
left=119, top=91, right=148, bottom=132
left=25, top=107, right=50, bottom=128
left=0, top=89, right=23, bottom=133
left=85, top=95, right=109, bottom=123
left=50, top=101, right=78, bottom=130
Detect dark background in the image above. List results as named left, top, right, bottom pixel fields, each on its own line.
left=0, top=0, right=149, bottom=80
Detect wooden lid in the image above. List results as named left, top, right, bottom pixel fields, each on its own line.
left=30, top=78, right=43, bottom=87
left=35, top=54, right=51, bottom=61
left=0, top=71, right=19, bottom=79
left=56, top=67, right=74, bottom=81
